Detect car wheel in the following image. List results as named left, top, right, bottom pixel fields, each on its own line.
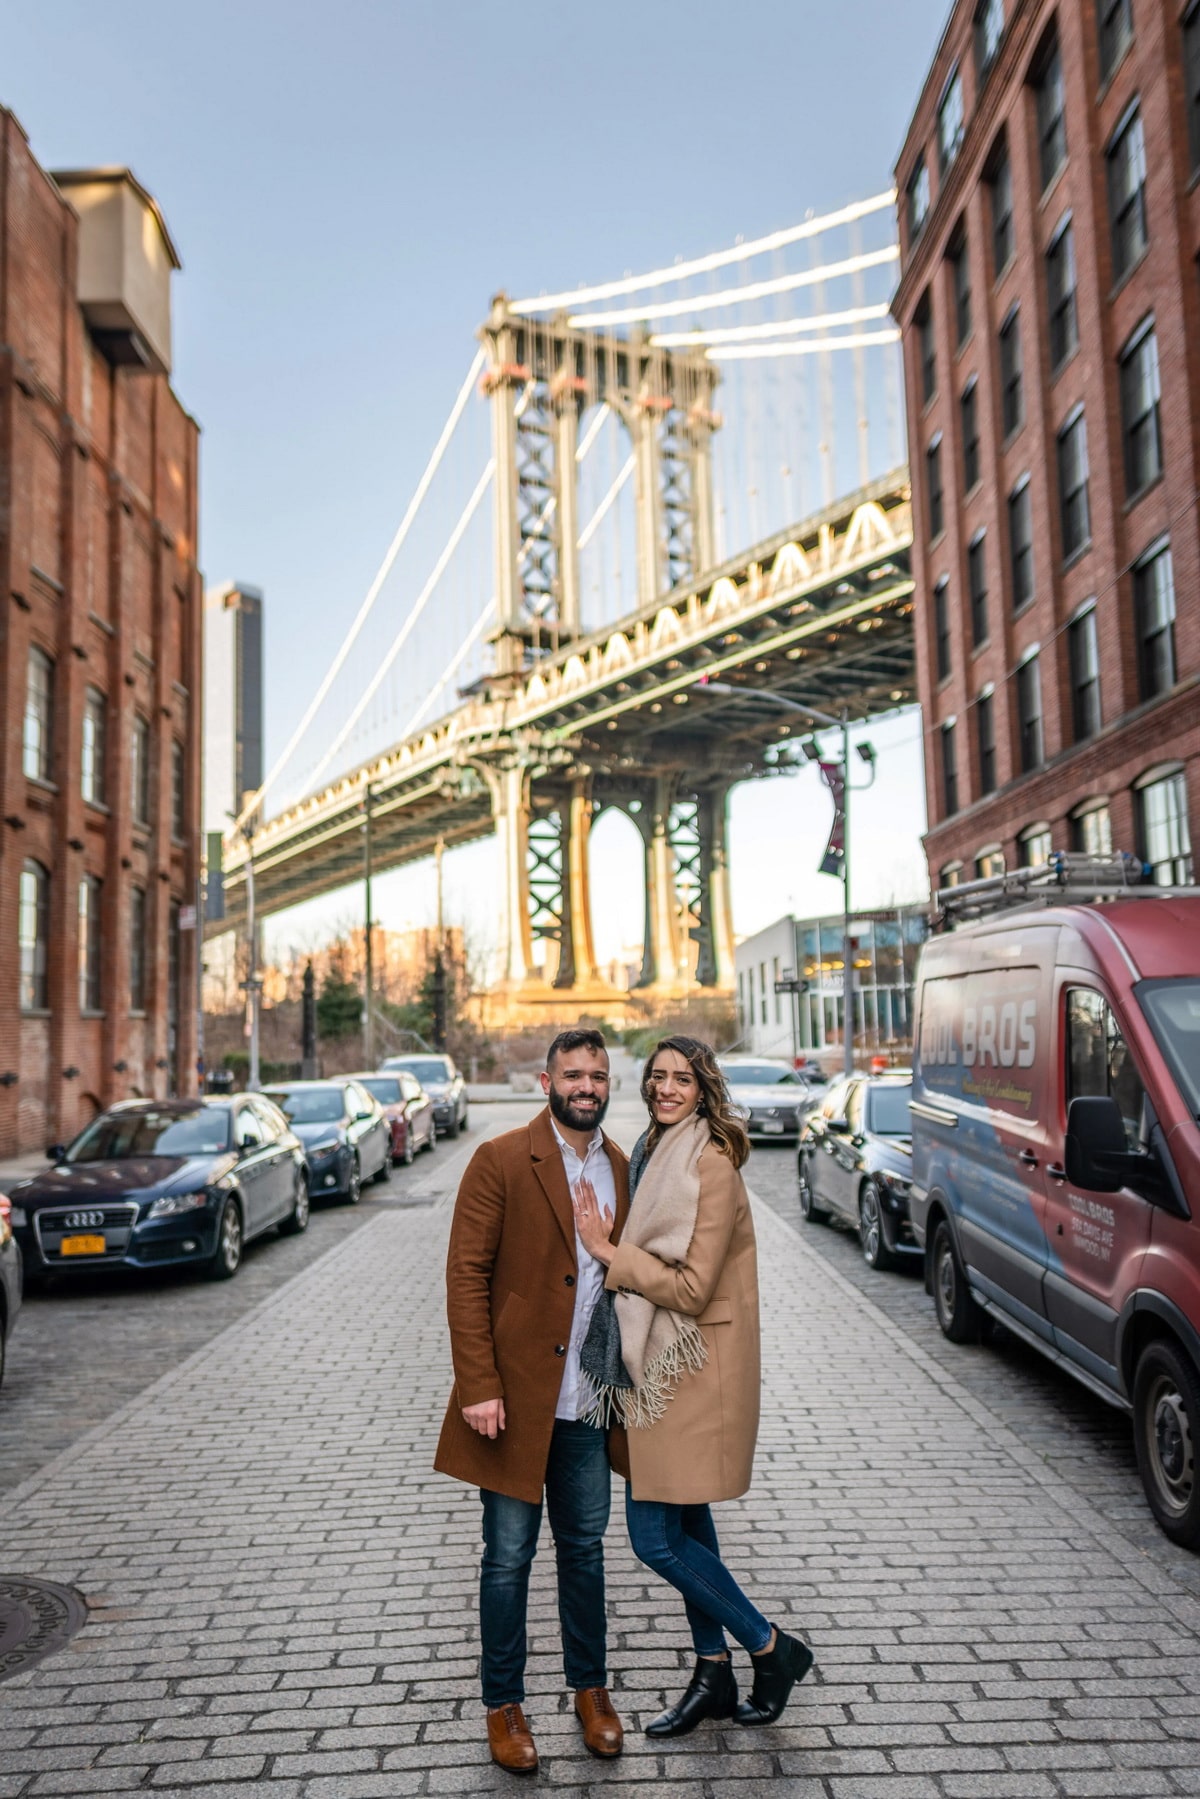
left=279, top=1170, right=310, bottom=1237
left=1133, top=1339, right=1200, bottom=1549
left=798, top=1153, right=830, bottom=1224
left=374, top=1149, right=391, bottom=1184
left=345, top=1157, right=362, bottom=1205
left=460, top=1108, right=469, bottom=1133
left=859, top=1181, right=899, bottom=1272
left=402, top=1132, right=415, bottom=1167
left=932, top=1221, right=980, bottom=1343
left=207, top=1198, right=243, bottom=1280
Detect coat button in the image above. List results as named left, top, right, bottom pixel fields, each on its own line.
left=554, top=1344, right=566, bottom=1356
left=564, top=1274, right=575, bottom=1287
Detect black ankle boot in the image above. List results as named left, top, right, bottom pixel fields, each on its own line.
left=645, top=1656, right=738, bottom=1737
left=734, top=1628, right=814, bottom=1725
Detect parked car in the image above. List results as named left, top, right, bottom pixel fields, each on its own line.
left=797, top=1073, right=917, bottom=1270
left=351, top=1071, right=436, bottom=1165
left=263, top=1079, right=391, bottom=1202
left=4, top=1097, right=308, bottom=1284
left=1, top=1192, right=22, bottom=1387
left=720, top=1057, right=809, bottom=1143
left=909, top=890, right=1200, bottom=1548
left=379, top=1055, right=468, bottom=1137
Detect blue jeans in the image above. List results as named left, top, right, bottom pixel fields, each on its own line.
left=625, top=1490, right=772, bottom=1658
left=479, top=1419, right=610, bottom=1707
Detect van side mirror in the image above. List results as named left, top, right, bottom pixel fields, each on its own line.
left=1066, top=1096, right=1168, bottom=1204
left=826, top=1116, right=851, bottom=1135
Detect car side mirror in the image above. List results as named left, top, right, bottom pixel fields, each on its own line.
left=827, top=1117, right=850, bottom=1135
left=238, top=1132, right=257, bottom=1153
left=1066, top=1096, right=1165, bottom=1201
left=46, top=1143, right=65, bottom=1163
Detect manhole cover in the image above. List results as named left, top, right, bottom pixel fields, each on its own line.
left=0, top=1577, right=88, bottom=1683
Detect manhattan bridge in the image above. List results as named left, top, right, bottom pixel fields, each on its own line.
left=219, top=190, right=916, bottom=1023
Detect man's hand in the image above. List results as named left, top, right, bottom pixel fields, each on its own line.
left=462, top=1398, right=506, bottom=1438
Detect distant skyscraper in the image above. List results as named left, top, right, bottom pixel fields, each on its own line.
left=204, top=582, right=263, bottom=834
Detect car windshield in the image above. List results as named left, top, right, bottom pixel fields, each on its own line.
left=67, top=1107, right=231, bottom=1161
left=265, top=1088, right=346, bottom=1124
left=722, top=1063, right=802, bottom=1086
left=1138, top=979, right=1200, bottom=1119
left=386, top=1059, right=449, bottom=1085
left=359, top=1077, right=401, bottom=1104
left=868, top=1082, right=913, bottom=1135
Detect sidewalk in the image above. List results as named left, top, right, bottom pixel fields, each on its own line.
left=1, top=1131, right=1199, bottom=1793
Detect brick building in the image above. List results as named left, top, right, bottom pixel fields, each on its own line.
left=0, top=110, right=202, bottom=1156
left=893, top=0, right=1200, bottom=892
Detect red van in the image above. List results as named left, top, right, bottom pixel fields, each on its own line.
left=909, top=861, right=1200, bottom=1547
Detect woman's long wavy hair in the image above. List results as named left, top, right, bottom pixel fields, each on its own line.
left=641, top=1035, right=750, bottom=1168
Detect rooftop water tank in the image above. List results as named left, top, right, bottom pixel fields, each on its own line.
left=51, top=167, right=181, bottom=375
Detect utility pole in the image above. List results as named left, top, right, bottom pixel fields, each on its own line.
left=431, top=836, right=447, bottom=1052
left=243, top=834, right=261, bottom=1091
left=363, top=783, right=374, bottom=1069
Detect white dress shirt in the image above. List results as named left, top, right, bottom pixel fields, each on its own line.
left=551, top=1119, right=616, bottom=1422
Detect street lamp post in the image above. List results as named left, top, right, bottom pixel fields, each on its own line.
left=242, top=829, right=262, bottom=1091
left=696, top=682, right=873, bottom=1078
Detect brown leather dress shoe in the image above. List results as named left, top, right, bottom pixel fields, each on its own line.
left=574, top=1686, right=624, bottom=1758
left=487, top=1703, right=538, bottom=1775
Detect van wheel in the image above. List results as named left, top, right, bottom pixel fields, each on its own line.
left=859, top=1182, right=899, bottom=1272
left=798, top=1155, right=829, bottom=1225
left=932, top=1222, right=980, bottom=1343
left=1133, top=1340, right=1200, bottom=1549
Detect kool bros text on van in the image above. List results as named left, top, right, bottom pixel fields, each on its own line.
left=908, top=874, right=1200, bottom=1548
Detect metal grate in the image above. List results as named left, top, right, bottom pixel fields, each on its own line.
left=0, top=1577, right=88, bottom=1683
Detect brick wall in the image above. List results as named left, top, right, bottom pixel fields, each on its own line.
left=0, top=110, right=202, bottom=1154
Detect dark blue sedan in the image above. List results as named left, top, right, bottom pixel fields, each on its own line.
left=261, top=1080, right=391, bottom=1203
left=6, top=1097, right=309, bottom=1284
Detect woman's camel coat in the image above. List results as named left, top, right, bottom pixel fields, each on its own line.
left=606, top=1136, right=760, bottom=1506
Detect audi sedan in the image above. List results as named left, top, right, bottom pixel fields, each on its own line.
left=720, top=1057, right=809, bottom=1144
left=262, top=1080, right=391, bottom=1202
left=350, top=1072, right=436, bottom=1164
left=797, top=1072, right=917, bottom=1272
left=5, top=1097, right=309, bottom=1284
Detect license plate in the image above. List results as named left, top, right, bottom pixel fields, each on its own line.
left=761, top=1122, right=785, bottom=1135
left=60, top=1233, right=106, bottom=1256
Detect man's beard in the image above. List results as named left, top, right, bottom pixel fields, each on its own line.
left=548, top=1084, right=609, bottom=1133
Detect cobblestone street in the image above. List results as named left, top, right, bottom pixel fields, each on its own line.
left=2, top=1079, right=1200, bottom=1796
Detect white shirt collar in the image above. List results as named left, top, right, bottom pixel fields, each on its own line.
left=550, top=1117, right=603, bottom=1159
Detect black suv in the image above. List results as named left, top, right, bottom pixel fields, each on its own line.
left=798, top=1073, right=916, bottom=1271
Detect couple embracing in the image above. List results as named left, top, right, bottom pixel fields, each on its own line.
left=434, top=1027, right=812, bottom=1774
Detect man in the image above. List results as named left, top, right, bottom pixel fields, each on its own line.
left=435, top=1027, right=629, bottom=1775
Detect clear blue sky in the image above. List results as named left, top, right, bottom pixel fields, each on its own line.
left=4, top=0, right=950, bottom=969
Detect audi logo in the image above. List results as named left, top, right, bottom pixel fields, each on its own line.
left=61, top=1211, right=105, bottom=1229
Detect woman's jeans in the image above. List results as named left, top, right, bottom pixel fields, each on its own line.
left=479, top=1419, right=610, bottom=1707
left=625, top=1489, right=771, bottom=1657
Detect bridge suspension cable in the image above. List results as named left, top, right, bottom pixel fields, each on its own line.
left=399, top=596, right=497, bottom=739
left=578, top=456, right=635, bottom=550
left=714, top=328, right=900, bottom=360
left=508, top=190, right=897, bottom=314
left=567, top=245, right=899, bottom=329
left=233, top=347, right=486, bottom=831
left=652, top=302, right=892, bottom=347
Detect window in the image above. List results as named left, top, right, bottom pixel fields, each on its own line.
left=1098, top=0, right=1133, bottom=83
left=951, top=232, right=972, bottom=346
left=939, top=69, right=965, bottom=173
left=1046, top=217, right=1078, bottom=370
left=1186, top=3, right=1200, bottom=175
left=927, top=436, right=944, bottom=539
left=975, top=0, right=1005, bottom=78
left=1133, top=540, right=1177, bottom=700
left=236, top=1105, right=265, bottom=1150
left=1068, top=607, right=1102, bottom=741
left=1120, top=319, right=1162, bottom=498
left=18, top=861, right=49, bottom=1011
left=131, top=714, right=150, bottom=826
left=969, top=532, right=989, bottom=647
left=171, top=739, right=186, bottom=841
left=961, top=381, right=980, bottom=490
left=82, top=687, right=106, bottom=806
left=1035, top=37, right=1068, bottom=192
left=1008, top=478, right=1033, bottom=609
left=1138, top=767, right=1193, bottom=884
left=23, top=647, right=54, bottom=783
left=990, top=143, right=1014, bottom=273
left=1017, top=651, right=1044, bottom=771
left=942, top=720, right=959, bottom=816
left=940, top=861, right=964, bottom=889
left=130, top=887, right=147, bottom=1012
left=1067, top=987, right=1146, bottom=1148
left=999, top=307, right=1023, bottom=434
left=908, top=157, right=931, bottom=243
left=977, top=690, right=997, bottom=794
left=1107, top=103, right=1148, bottom=282
left=1057, top=407, right=1091, bottom=560
left=1019, top=824, right=1052, bottom=867
left=976, top=845, right=1006, bottom=878
left=78, top=876, right=102, bottom=1013
left=917, top=296, right=936, bottom=403
left=1072, top=800, right=1112, bottom=856
left=934, top=577, right=952, bottom=681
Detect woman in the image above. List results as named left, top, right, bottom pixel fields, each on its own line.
left=573, top=1035, right=813, bottom=1737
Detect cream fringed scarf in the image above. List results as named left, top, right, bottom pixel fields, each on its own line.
left=582, top=1111, right=710, bottom=1429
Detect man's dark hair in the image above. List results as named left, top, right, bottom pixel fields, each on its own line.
left=546, top=1027, right=607, bottom=1070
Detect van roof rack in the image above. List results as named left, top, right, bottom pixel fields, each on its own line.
left=934, top=851, right=1177, bottom=927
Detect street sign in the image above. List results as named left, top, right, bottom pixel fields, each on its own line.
left=178, top=905, right=197, bottom=931
left=774, top=977, right=807, bottom=994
